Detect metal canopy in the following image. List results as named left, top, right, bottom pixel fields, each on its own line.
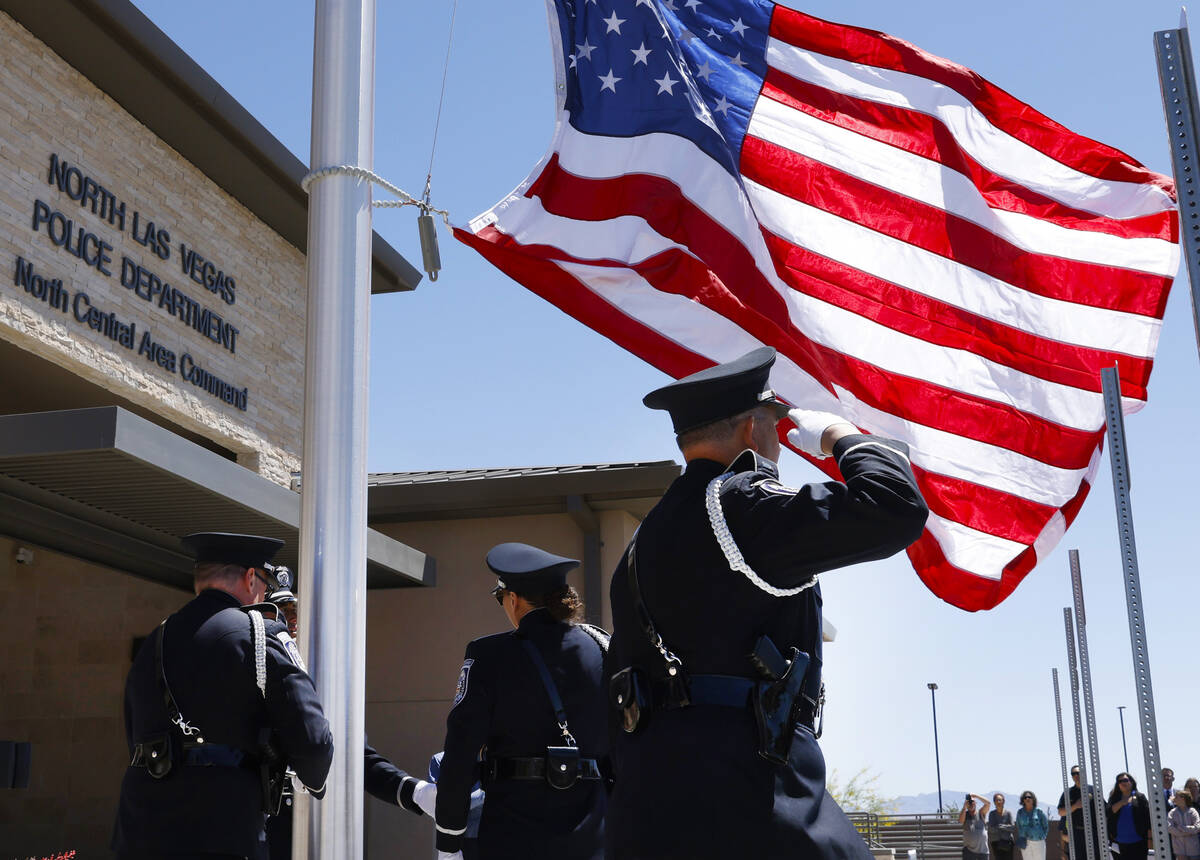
left=0, top=406, right=432, bottom=590
left=368, top=462, right=683, bottom=522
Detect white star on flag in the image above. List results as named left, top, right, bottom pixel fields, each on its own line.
left=729, top=52, right=746, bottom=67
left=706, top=27, right=721, bottom=40
left=655, top=71, right=678, bottom=95
left=631, top=42, right=651, bottom=65
left=575, top=39, right=596, bottom=61
left=603, top=11, right=626, bottom=34
left=711, top=93, right=731, bottom=115
left=685, top=0, right=702, bottom=9
left=695, top=59, right=714, bottom=81
left=599, top=68, right=621, bottom=93
left=729, top=17, right=748, bottom=37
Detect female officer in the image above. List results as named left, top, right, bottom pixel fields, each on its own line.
left=432, top=543, right=609, bottom=860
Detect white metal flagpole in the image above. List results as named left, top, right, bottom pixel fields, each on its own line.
left=296, top=0, right=376, bottom=857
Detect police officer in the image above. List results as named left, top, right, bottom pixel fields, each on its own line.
left=433, top=543, right=609, bottom=860
left=605, top=347, right=929, bottom=860
left=113, top=533, right=334, bottom=860
left=263, top=571, right=436, bottom=860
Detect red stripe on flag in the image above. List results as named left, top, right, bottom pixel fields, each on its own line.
left=741, top=133, right=1172, bottom=318
left=912, top=466, right=1057, bottom=545
left=759, top=71, right=1177, bottom=243
left=769, top=5, right=1175, bottom=197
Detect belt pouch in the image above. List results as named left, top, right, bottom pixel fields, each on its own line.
left=545, top=746, right=580, bottom=790
left=143, top=732, right=174, bottom=780
left=610, top=667, right=648, bottom=734
left=751, top=648, right=809, bottom=765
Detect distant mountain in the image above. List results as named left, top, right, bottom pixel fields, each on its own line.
left=887, top=790, right=1056, bottom=818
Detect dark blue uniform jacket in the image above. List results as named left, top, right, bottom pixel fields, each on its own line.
left=605, top=436, right=928, bottom=860
left=113, top=589, right=333, bottom=859
left=435, top=608, right=608, bottom=859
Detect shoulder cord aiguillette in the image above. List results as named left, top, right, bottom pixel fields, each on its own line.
left=705, top=473, right=818, bottom=598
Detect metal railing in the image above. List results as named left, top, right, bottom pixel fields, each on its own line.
left=846, top=812, right=962, bottom=859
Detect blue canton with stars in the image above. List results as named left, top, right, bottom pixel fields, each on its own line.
left=552, top=0, right=774, bottom=178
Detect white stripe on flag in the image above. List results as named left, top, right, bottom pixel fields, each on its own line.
left=764, top=38, right=1176, bottom=219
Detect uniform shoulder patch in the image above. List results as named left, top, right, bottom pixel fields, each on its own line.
left=276, top=630, right=306, bottom=671
left=452, top=658, right=475, bottom=708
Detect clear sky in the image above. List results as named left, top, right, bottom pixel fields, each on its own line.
left=130, top=0, right=1200, bottom=807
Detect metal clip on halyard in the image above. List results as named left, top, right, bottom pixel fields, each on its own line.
left=299, top=164, right=447, bottom=282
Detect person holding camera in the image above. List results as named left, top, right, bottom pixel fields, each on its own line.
left=960, top=794, right=991, bottom=860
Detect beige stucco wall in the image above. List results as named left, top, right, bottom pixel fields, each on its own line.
left=0, top=535, right=187, bottom=858
left=0, top=12, right=305, bottom=485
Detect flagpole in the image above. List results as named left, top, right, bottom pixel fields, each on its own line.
left=297, top=1, right=376, bottom=858
left=1063, top=608, right=1100, bottom=860
left=1068, top=551, right=1108, bottom=856
left=1052, top=669, right=1077, bottom=860
left=1100, top=367, right=1171, bottom=855
left=1155, top=12, right=1200, bottom=358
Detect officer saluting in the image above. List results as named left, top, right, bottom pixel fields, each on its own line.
left=434, top=543, right=609, bottom=860
left=605, top=348, right=929, bottom=860
left=113, top=533, right=334, bottom=860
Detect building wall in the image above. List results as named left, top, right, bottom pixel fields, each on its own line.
left=0, top=535, right=187, bottom=858
left=0, top=12, right=306, bottom=485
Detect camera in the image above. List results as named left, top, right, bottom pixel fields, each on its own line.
left=965, top=794, right=973, bottom=805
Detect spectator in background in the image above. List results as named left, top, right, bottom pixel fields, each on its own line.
left=1168, top=790, right=1200, bottom=860
left=1015, top=791, right=1048, bottom=860
left=1059, top=765, right=1102, bottom=860
left=960, top=793, right=991, bottom=860
left=1107, top=772, right=1152, bottom=860
left=1166, top=769, right=1179, bottom=806
left=1186, top=779, right=1200, bottom=808
left=989, top=793, right=1016, bottom=860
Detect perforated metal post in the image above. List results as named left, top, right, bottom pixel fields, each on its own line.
left=1064, top=608, right=1099, bottom=860
left=1068, top=551, right=1109, bottom=853
left=1053, top=669, right=1077, bottom=860
left=1101, top=366, right=1171, bottom=855
left=1156, top=16, right=1200, bottom=357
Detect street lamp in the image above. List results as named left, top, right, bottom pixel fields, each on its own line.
left=928, top=682, right=943, bottom=815
left=1117, top=705, right=1130, bottom=773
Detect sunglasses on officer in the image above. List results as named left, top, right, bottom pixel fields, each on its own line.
left=491, top=585, right=507, bottom=605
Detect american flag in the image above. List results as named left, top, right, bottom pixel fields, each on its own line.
left=454, top=0, right=1179, bottom=611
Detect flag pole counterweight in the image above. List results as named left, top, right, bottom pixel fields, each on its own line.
left=1100, top=367, right=1170, bottom=855
left=1155, top=16, right=1200, bottom=358
left=297, top=0, right=376, bottom=857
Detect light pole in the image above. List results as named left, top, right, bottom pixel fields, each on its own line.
left=1117, top=705, right=1130, bottom=773
left=928, top=682, right=943, bottom=814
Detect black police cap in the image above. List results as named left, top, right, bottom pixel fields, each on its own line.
left=181, top=532, right=284, bottom=569
left=486, top=542, right=579, bottom=595
left=642, top=347, right=791, bottom=434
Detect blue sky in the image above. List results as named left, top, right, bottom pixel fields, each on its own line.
left=130, top=0, right=1200, bottom=805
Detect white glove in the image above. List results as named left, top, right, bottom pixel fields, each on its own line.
left=410, top=779, right=437, bottom=816
left=437, top=853, right=464, bottom=860
left=786, top=409, right=852, bottom=459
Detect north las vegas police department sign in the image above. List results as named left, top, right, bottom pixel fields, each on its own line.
left=11, top=153, right=252, bottom=411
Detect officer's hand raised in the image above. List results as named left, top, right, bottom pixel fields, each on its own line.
left=786, top=409, right=856, bottom=458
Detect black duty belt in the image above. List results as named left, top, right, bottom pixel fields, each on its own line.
left=665, top=674, right=820, bottom=735
left=130, top=742, right=255, bottom=770
left=483, top=755, right=602, bottom=784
